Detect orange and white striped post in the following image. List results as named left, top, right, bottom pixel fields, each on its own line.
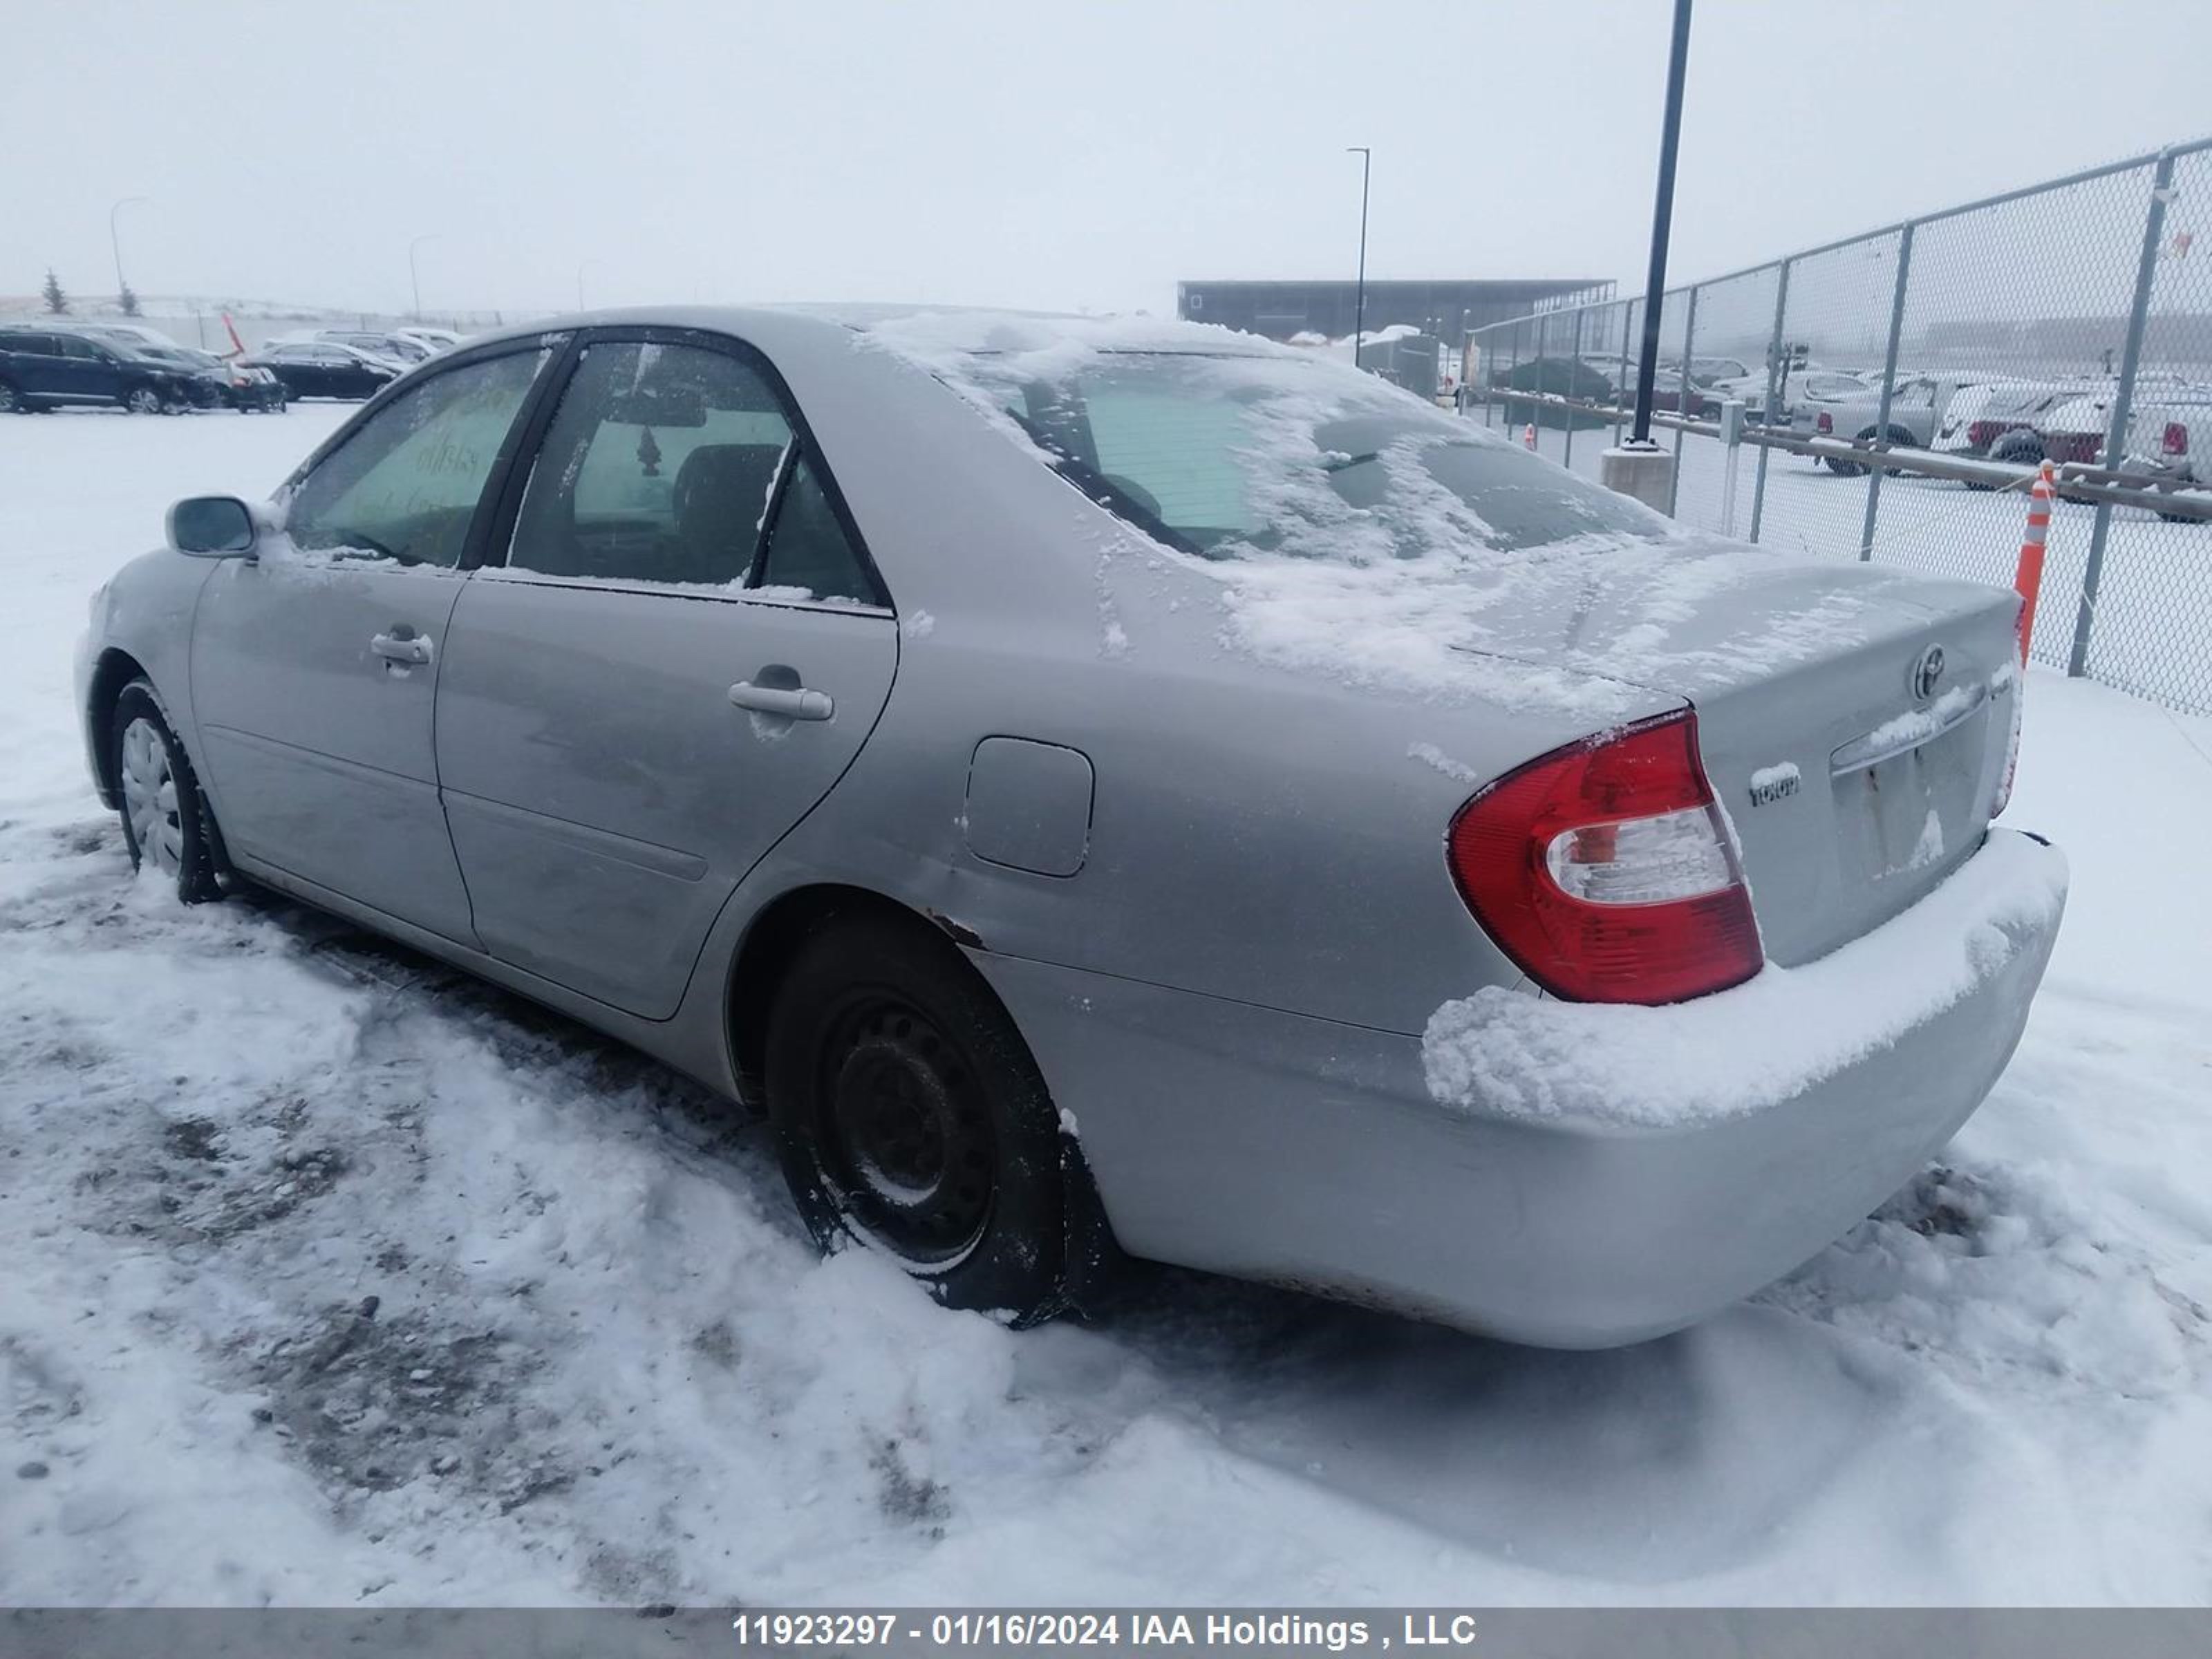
left=2012, top=460, right=2055, bottom=664
left=1524, top=422, right=1538, bottom=451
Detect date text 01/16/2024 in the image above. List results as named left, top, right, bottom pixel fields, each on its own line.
left=727, top=1611, right=1484, bottom=1650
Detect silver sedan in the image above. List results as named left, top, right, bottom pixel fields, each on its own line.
left=75, top=307, right=2065, bottom=1347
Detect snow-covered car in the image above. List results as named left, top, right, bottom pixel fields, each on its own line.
left=395, top=325, right=463, bottom=355
left=1933, top=377, right=2108, bottom=471
left=314, top=328, right=433, bottom=366
left=74, top=308, right=2067, bottom=1348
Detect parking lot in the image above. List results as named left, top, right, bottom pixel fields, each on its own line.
left=5, top=404, right=2212, bottom=1605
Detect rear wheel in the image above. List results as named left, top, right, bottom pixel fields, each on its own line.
left=111, top=680, right=223, bottom=903
left=0, top=379, right=19, bottom=413
left=765, top=911, right=1071, bottom=1322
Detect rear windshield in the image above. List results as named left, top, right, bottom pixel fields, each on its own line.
left=969, top=351, right=1667, bottom=561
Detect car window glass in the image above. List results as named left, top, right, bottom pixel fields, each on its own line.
left=59, top=337, right=103, bottom=361
left=993, top=353, right=1664, bottom=558
left=282, top=349, right=545, bottom=568
left=507, top=340, right=793, bottom=588
left=756, top=456, right=875, bottom=604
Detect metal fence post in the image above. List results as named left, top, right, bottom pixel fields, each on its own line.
left=2069, top=149, right=2174, bottom=677
left=1614, top=300, right=1634, bottom=447
left=1858, top=221, right=1915, bottom=561
left=1669, top=285, right=1696, bottom=515
left=1530, top=312, right=1548, bottom=442
left=1748, top=259, right=1791, bottom=544
left=1563, top=306, right=1585, bottom=469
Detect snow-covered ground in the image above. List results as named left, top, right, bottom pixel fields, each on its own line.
left=3, top=404, right=2211, bottom=1606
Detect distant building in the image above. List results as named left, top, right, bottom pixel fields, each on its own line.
left=1175, top=277, right=1613, bottom=346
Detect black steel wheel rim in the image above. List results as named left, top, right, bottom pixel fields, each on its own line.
left=813, top=992, right=995, bottom=1264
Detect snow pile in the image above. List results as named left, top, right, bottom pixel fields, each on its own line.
left=1422, top=831, right=2069, bottom=1128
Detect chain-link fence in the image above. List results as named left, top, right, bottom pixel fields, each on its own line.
left=1463, top=138, right=2212, bottom=715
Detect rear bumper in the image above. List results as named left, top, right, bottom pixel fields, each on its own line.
left=982, top=828, right=2065, bottom=1348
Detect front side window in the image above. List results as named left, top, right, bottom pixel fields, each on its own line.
left=282, top=348, right=545, bottom=568
left=509, top=340, right=797, bottom=589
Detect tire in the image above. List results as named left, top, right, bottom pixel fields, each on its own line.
left=123, top=385, right=162, bottom=415
left=110, top=680, right=224, bottom=903
left=765, top=910, right=1071, bottom=1322
left=0, top=379, right=19, bottom=414
left=1990, top=431, right=2045, bottom=468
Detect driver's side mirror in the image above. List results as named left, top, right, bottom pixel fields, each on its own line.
left=167, top=495, right=258, bottom=558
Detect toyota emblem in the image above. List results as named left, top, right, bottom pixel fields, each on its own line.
left=1909, top=644, right=1947, bottom=701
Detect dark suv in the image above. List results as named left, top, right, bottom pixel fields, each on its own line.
left=0, top=326, right=218, bottom=413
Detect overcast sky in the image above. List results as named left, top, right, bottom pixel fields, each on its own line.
left=6, top=0, right=2209, bottom=321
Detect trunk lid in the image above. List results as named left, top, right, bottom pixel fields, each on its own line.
left=1453, top=543, right=2023, bottom=968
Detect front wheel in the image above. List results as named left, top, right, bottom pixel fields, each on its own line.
left=0, top=379, right=21, bottom=413
left=765, top=912, right=1071, bottom=1322
left=111, top=680, right=224, bottom=902
left=123, top=386, right=162, bottom=415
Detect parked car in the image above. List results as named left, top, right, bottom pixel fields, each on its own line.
left=2032, top=388, right=2212, bottom=519
left=241, top=340, right=402, bottom=401
left=75, top=308, right=2065, bottom=1349
left=1933, top=377, right=2106, bottom=473
left=136, top=344, right=288, bottom=413
left=0, top=324, right=219, bottom=413
left=313, top=328, right=432, bottom=365
left=1613, top=364, right=1712, bottom=416
left=1667, top=355, right=1752, bottom=388
left=1797, top=375, right=1976, bottom=475
left=395, top=325, right=463, bottom=355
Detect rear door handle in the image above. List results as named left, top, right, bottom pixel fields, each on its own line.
left=729, top=681, right=832, bottom=721
left=371, top=630, right=433, bottom=666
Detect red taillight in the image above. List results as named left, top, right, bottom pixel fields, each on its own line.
left=1446, top=711, right=1765, bottom=1005
left=1817, top=410, right=1833, bottom=434
left=2164, top=420, right=2189, bottom=457
left=1968, top=419, right=2009, bottom=449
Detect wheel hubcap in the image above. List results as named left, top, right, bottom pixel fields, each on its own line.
left=120, top=717, right=184, bottom=874
left=817, top=999, right=995, bottom=1264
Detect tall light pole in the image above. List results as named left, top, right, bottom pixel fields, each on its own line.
left=408, top=234, right=440, bottom=321
left=1629, top=0, right=1694, bottom=447
left=577, top=257, right=601, bottom=312
left=1346, top=147, right=1371, bottom=368
left=110, top=196, right=149, bottom=306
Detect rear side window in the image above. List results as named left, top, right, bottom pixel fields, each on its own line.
left=756, top=456, right=874, bottom=603
left=282, top=349, right=545, bottom=568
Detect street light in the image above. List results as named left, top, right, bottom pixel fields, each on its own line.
left=1628, top=0, right=1694, bottom=447
left=408, top=234, right=440, bottom=321
left=1346, top=147, right=1371, bottom=368
left=110, top=196, right=149, bottom=307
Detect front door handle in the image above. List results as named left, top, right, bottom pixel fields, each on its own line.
left=371, top=630, right=433, bottom=666
left=729, top=681, right=832, bottom=721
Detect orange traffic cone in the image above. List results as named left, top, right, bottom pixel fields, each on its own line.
left=2013, top=460, right=2055, bottom=663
